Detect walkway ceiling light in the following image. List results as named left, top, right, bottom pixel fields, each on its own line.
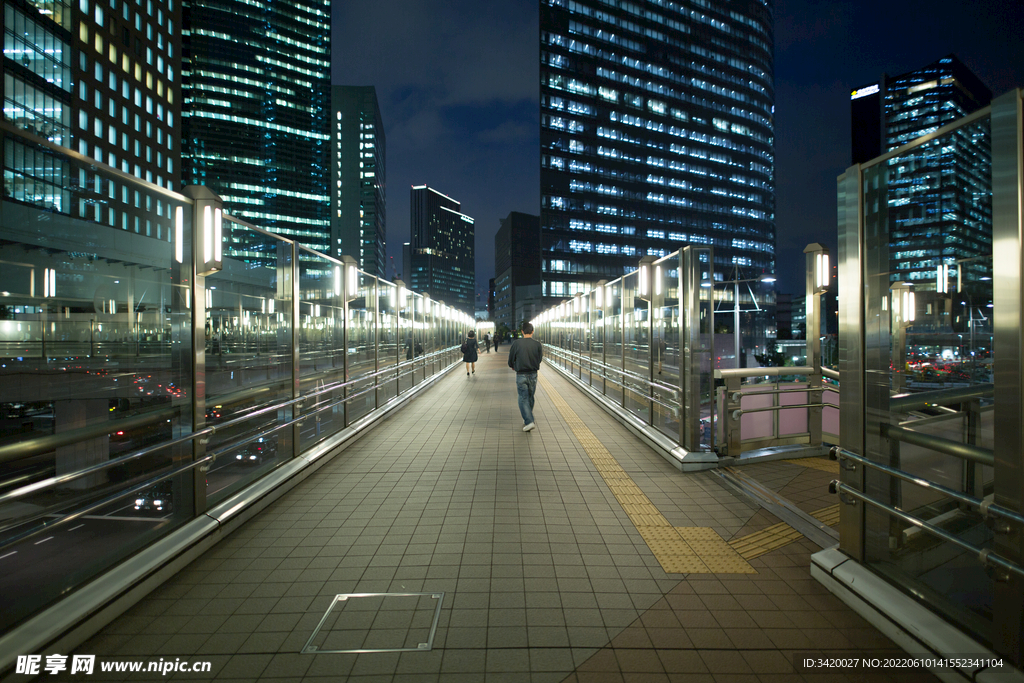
left=198, top=204, right=223, bottom=275
left=936, top=264, right=949, bottom=294
left=175, top=206, right=184, bottom=264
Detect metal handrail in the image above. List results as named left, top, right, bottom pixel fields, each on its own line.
left=0, top=356, right=463, bottom=549
left=831, top=481, right=1024, bottom=581
left=830, top=446, right=1024, bottom=528
left=716, top=366, right=814, bottom=379
left=732, top=403, right=823, bottom=419
left=890, top=383, right=994, bottom=413
left=730, top=386, right=823, bottom=400
left=542, top=356, right=680, bottom=415
left=544, top=346, right=680, bottom=396
left=882, top=423, right=994, bottom=468
left=822, top=367, right=840, bottom=381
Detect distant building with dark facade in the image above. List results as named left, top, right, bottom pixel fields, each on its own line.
left=179, top=0, right=331, bottom=260
left=494, top=211, right=541, bottom=330
left=331, top=86, right=385, bottom=277
left=851, top=55, right=992, bottom=290
left=406, top=185, right=475, bottom=314
left=539, top=0, right=775, bottom=303
left=2, top=0, right=181, bottom=218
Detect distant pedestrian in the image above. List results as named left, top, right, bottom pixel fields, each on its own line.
left=508, top=322, right=543, bottom=431
left=494, top=333, right=501, bottom=349
left=484, top=333, right=492, bottom=353
left=461, top=330, right=479, bottom=376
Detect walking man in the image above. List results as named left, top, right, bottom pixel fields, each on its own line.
left=508, top=321, right=542, bottom=432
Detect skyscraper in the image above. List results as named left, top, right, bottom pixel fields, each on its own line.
left=494, top=211, right=541, bottom=330
left=3, top=0, right=180, bottom=211
left=179, top=0, right=331, bottom=256
left=331, top=86, right=386, bottom=278
left=406, top=185, right=475, bottom=314
left=539, top=0, right=775, bottom=300
left=851, top=55, right=992, bottom=288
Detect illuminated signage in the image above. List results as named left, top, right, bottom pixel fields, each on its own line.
left=851, top=84, right=880, bottom=100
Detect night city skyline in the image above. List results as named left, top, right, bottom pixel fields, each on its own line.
left=331, top=0, right=1024, bottom=300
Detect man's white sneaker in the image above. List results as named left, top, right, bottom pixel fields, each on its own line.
left=523, top=423, right=536, bottom=432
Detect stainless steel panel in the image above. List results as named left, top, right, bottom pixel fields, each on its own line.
left=991, top=88, right=1024, bottom=664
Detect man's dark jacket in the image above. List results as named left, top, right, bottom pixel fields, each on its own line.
left=508, top=337, right=543, bottom=373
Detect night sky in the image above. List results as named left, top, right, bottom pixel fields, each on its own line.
left=331, top=0, right=1024, bottom=301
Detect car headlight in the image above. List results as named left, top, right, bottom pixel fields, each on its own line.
left=153, top=500, right=162, bottom=506
left=135, top=499, right=145, bottom=506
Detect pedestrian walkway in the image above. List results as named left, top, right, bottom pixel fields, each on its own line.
left=55, top=350, right=936, bottom=682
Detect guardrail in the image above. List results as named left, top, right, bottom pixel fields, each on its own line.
left=0, top=119, right=478, bottom=655
left=714, top=366, right=838, bottom=456
left=830, top=446, right=1024, bottom=581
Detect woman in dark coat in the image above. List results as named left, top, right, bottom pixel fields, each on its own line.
left=462, top=330, right=479, bottom=376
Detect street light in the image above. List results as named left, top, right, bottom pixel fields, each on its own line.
left=713, top=266, right=776, bottom=369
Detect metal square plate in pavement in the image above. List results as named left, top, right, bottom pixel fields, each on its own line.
left=301, top=592, right=445, bottom=654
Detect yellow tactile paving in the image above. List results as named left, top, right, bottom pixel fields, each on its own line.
left=728, top=504, right=842, bottom=560
left=539, top=374, right=755, bottom=575
left=781, top=457, right=841, bottom=474
left=812, top=504, right=840, bottom=526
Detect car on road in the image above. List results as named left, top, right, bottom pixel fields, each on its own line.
left=134, top=480, right=173, bottom=512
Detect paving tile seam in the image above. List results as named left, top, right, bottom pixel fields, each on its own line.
left=537, top=374, right=755, bottom=576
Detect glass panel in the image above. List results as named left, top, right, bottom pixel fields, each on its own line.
left=377, top=282, right=398, bottom=405
left=347, top=272, right=376, bottom=424
left=588, top=290, right=602, bottom=389
left=605, top=280, right=622, bottom=407
left=622, top=271, right=649, bottom=423
left=398, top=290, right=414, bottom=392
left=204, top=221, right=292, bottom=503
left=297, top=248, right=343, bottom=450
left=654, top=257, right=680, bottom=441
left=861, top=115, right=994, bottom=643
left=0, top=147, right=192, bottom=631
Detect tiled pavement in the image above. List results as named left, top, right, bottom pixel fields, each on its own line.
left=52, top=349, right=936, bottom=682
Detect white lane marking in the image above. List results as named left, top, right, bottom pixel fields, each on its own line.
left=68, top=524, right=85, bottom=531
left=0, top=551, right=17, bottom=560
left=34, top=537, right=53, bottom=545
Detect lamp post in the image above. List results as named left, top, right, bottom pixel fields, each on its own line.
left=713, top=266, right=775, bottom=369
left=805, top=243, right=830, bottom=449
left=890, top=281, right=915, bottom=393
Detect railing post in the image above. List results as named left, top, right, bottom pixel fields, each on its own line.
left=805, top=243, right=828, bottom=448
left=182, top=186, right=226, bottom=515
left=724, top=374, right=741, bottom=457
left=991, top=89, right=1024, bottom=666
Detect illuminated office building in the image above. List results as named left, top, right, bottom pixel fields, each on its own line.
left=539, top=0, right=776, bottom=300
left=179, top=0, right=330, bottom=258
left=2, top=0, right=181, bottom=217
left=331, top=86, right=385, bottom=278
left=406, top=185, right=475, bottom=314
left=494, top=211, right=541, bottom=330
left=851, top=55, right=992, bottom=289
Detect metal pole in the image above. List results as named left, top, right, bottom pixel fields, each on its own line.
left=734, top=278, right=740, bottom=369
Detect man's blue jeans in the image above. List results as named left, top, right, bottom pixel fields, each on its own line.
left=516, top=372, right=538, bottom=425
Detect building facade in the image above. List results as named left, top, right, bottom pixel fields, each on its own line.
left=330, top=86, right=385, bottom=278
left=851, top=55, right=992, bottom=290
left=494, top=211, right=541, bottom=330
left=539, top=0, right=776, bottom=302
left=406, top=185, right=474, bottom=314
left=179, top=0, right=331, bottom=257
left=3, top=0, right=181, bottom=218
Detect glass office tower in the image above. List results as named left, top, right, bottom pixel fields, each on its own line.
left=179, top=0, right=330, bottom=260
left=851, top=55, right=992, bottom=291
left=3, top=0, right=181, bottom=210
left=406, top=185, right=475, bottom=315
left=539, top=0, right=776, bottom=300
left=331, top=86, right=386, bottom=278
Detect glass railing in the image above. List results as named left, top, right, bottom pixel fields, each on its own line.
left=0, top=121, right=474, bottom=636
left=834, top=89, right=1023, bottom=662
